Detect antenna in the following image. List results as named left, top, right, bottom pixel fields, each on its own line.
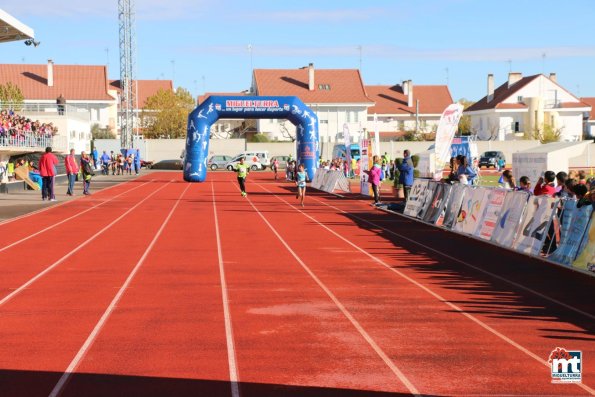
left=118, top=0, right=137, bottom=148
left=247, top=44, right=253, bottom=73
left=541, top=52, right=546, bottom=74
left=507, top=59, right=512, bottom=72
left=357, top=45, right=362, bottom=71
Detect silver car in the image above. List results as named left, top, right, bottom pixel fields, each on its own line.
left=208, top=155, right=233, bottom=170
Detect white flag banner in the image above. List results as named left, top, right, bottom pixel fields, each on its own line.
left=373, top=113, right=380, bottom=156
left=434, top=103, right=464, bottom=180
left=343, top=123, right=352, bottom=174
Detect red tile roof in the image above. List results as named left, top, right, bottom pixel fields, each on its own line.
left=558, top=101, right=591, bottom=109
left=580, top=97, right=595, bottom=120
left=495, top=103, right=527, bottom=109
left=366, top=85, right=453, bottom=115
left=0, top=63, right=114, bottom=101
left=110, top=79, right=173, bottom=108
left=254, top=68, right=373, bottom=104
left=466, top=75, right=540, bottom=112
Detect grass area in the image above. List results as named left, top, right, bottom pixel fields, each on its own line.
left=478, top=175, right=500, bottom=187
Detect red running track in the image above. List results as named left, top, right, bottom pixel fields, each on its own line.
left=0, top=171, right=593, bottom=397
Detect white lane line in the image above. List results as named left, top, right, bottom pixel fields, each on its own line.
left=0, top=180, right=152, bottom=254
left=212, top=182, right=241, bottom=397
left=315, top=194, right=595, bottom=322
left=241, top=183, right=420, bottom=396
left=0, top=176, right=144, bottom=227
left=48, top=183, right=190, bottom=397
left=258, top=183, right=595, bottom=396
left=0, top=181, right=172, bottom=308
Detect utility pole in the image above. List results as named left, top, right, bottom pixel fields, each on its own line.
left=247, top=44, right=253, bottom=75
left=118, top=0, right=137, bottom=149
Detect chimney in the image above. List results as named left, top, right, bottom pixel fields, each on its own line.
left=402, top=80, right=409, bottom=96
left=508, top=72, right=522, bottom=88
left=549, top=72, right=557, bottom=83
left=308, top=63, right=315, bottom=91
left=487, top=74, right=494, bottom=102
left=47, top=59, right=54, bottom=87
left=407, top=80, right=413, bottom=108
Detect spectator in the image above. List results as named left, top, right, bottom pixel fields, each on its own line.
left=364, top=155, right=382, bottom=205
left=499, top=170, right=516, bottom=189
left=64, top=148, right=79, bottom=196
left=92, top=148, right=99, bottom=169
left=456, top=155, right=476, bottom=185
left=534, top=171, right=556, bottom=197
left=578, top=170, right=587, bottom=185
left=56, top=94, right=66, bottom=115
left=398, top=149, right=414, bottom=201
left=39, top=146, right=59, bottom=201
left=555, top=171, right=568, bottom=193
left=100, top=150, right=111, bottom=175
left=0, top=110, right=57, bottom=146
left=80, top=151, right=94, bottom=195
left=517, top=176, right=532, bottom=193
left=557, top=178, right=577, bottom=199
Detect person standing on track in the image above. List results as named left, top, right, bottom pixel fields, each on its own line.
left=39, top=146, right=59, bottom=202
left=64, top=148, right=79, bottom=196
left=364, top=155, right=383, bottom=205
left=80, top=151, right=94, bottom=195
left=272, top=157, right=279, bottom=180
left=295, top=163, right=307, bottom=207
left=234, top=157, right=249, bottom=197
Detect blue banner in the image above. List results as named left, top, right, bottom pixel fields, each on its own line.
left=549, top=201, right=593, bottom=266
left=184, top=96, right=319, bottom=182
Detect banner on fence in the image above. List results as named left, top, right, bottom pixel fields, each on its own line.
left=475, top=189, right=507, bottom=240
left=442, top=183, right=467, bottom=229
left=418, top=180, right=438, bottom=220
left=312, top=169, right=325, bottom=190
left=312, top=169, right=351, bottom=193
left=549, top=201, right=593, bottom=266
left=422, top=183, right=452, bottom=224
left=513, top=195, right=558, bottom=256
left=404, top=179, right=430, bottom=218
left=453, top=187, right=489, bottom=235
left=490, top=191, right=530, bottom=247
left=572, top=216, right=595, bottom=274
left=359, top=138, right=371, bottom=196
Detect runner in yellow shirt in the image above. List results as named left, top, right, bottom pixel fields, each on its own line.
left=233, top=157, right=250, bottom=197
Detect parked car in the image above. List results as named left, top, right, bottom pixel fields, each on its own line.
left=140, top=160, right=153, bottom=169
left=270, top=155, right=292, bottom=169
left=479, top=151, right=505, bottom=168
left=208, top=155, right=233, bottom=170
left=150, top=159, right=183, bottom=170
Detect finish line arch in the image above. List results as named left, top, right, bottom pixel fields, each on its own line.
left=183, top=96, right=319, bottom=182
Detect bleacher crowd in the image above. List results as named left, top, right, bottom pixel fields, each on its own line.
left=0, top=109, right=58, bottom=146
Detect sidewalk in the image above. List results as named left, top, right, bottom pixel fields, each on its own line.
left=0, top=172, right=142, bottom=222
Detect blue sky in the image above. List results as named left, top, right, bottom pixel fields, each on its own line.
left=2, top=0, right=595, bottom=101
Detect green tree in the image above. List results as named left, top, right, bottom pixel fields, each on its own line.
left=457, top=98, right=475, bottom=135
left=533, top=124, right=562, bottom=144
left=142, top=87, right=195, bottom=138
left=91, top=123, right=115, bottom=139
left=0, top=82, right=24, bottom=110
left=248, top=133, right=270, bottom=143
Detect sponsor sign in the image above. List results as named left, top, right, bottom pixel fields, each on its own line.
left=475, top=189, right=507, bottom=240
left=404, top=179, right=430, bottom=218
left=453, top=187, right=489, bottom=235
left=513, top=195, right=558, bottom=256
left=491, top=191, right=530, bottom=247
left=549, top=201, right=593, bottom=266
left=442, top=183, right=467, bottom=229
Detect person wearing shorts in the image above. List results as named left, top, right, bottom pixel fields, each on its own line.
left=234, top=157, right=249, bottom=197
left=295, top=163, right=307, bottom=207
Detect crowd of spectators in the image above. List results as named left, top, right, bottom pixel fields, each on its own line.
left=0, top=109, right=58, bottom=146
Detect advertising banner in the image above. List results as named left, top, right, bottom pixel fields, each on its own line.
left=442, top=183, right=467, bottom=229
left=434, top=103, right=464, bottom=180
left=513, top=195, right=558, bottom=256
left=418, top=180, right=438, bottom=220
left=453, top=187, right=489, bottom=235
left=572, top=216, right=595, bottom=274
left=422, top=183, right=452, bottom=224
left=490, top=190, right=530, bottom=247
left=373, top=113, right=380, bottom=157
left=475, top=189, right=507, bottom=240
left=404, top=179, right=430, bottom=218
left=549, top=201, right=593, bottom=266
left=359, top=138, right=370, bottom=196
left=343, top=123, right=352, bottom=175
left=512, top=152, right=548, bottom=188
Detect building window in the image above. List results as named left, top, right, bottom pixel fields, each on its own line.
left=517, top=96, right=523, bottom=103
left=318, top=84, right=331, bottom=90
left=398, top=120, right=405, bottom=130
left=320, top=120, right=328, bottom=124
left=514, top=121, right=520, bottom=132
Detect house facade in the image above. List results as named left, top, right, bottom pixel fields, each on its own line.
left=366, top=81, right=453, bottom=140
left=465, top=72, right=590, bottom=141
left=581, top=97, right=595, bottom=138
left=251, top=64, right=374, bottom=142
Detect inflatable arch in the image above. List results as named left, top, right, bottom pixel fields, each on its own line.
left=183, top=96, right=319, bottom=182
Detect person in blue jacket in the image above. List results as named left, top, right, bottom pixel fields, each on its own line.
left=399, top=149, right=414, bottom=201
left=456, top=155, right=476, bottom=185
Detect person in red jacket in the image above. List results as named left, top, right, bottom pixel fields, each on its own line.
left=39, top=146, right=59, bottom=201
left=64, top=148, right=79, bottom=196
left=534, top=170, right=557, bottom=197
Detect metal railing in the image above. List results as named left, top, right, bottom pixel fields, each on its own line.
left=0, top=132, right=55, bottom=150
left=0, top=102, right=92, bottom=121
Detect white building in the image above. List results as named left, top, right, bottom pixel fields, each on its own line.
left=581, top=97, right=595, bottom=138
left=366, top=81, right=453, bottom=140
left=465, top=72, right=591, bottom=141
left=251, top=64, right=374, bottom=142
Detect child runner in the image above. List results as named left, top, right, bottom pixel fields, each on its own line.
left=364, top=155, right=382, bottom=205
left=234, top=157, right=249, bottom=197
left=295, top=163, right=307, bottom=207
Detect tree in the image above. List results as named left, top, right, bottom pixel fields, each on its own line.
left=141, top=87, right=195, bottom=138
left=457, top=98, right=475, bottom=135
left=533, top=124, right=562, bottom=144
left=91, top=123, right=115, bottom=139
left=0, top=82, right=24, bottom=110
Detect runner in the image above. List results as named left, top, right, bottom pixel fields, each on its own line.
left=233, top=157, right=249, bottom=197
left=272, top=157, right=279, bottom=180
left=295, top=163, right=307, bottom=207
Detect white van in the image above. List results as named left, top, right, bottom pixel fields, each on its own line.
left=225, top=151, right=270, bottom=171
